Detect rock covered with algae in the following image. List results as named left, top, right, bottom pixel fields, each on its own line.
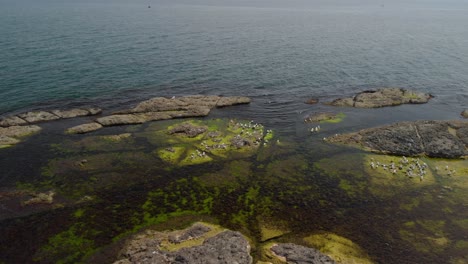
left=303, top=233, right=374, bottom=264
left=113, top=222, right=252, bottom=264
left=148, top=119, right=273, bottom=166
left=0, top=125, right=41, bottom=148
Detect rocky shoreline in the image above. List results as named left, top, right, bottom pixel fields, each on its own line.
left=0, top=95, right=250, bottom=147
left=325, top=87, right=432, bottom=108
left=325, top=120, right=468, bottom=158
left=112, top=222, right=342, bottom=264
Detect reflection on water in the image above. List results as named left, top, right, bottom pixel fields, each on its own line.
left=0, top=113, right=467, bottom=263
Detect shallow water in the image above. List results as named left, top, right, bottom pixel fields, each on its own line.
left=1, top=0, right=468, bottom=263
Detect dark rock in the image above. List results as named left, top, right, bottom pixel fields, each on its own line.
left=114, top=223, right=252, bottom=264
left=169, top=123, right=207, bottom=138
left=66, top=122, right=103, bottom=134
left=270, top=243, right=336, bottom=264
left=462, top=109, right=468, bottom=118
left=326, top=120, right=467, bottom=158
left=326, top=88, right=432, bottom=108
left=305, top=98, right=319, bottom=105
left=167, top=231, right=252, bottom=264
left=231, top=135, right=252, bottom=148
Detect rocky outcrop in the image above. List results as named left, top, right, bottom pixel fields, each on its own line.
left=326, top=120, right=468, bottom=158
left=0, top=125, right=42, bottom=148
left=270, top=243, right=336, bottom=264
left=114, top=222, right=252, bottom=264
left=66, top=122, right=103, bottom=134
left=0, top=107, right=102, bottom=127
left=67, top=95, right=250, bottom=134
left=168, top=123, right=207, bottom=138
left=326, top=88, right=432, bottom=108
left=462, top=109, right=468, bottom=118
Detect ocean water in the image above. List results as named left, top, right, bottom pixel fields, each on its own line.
left=1, top=0, right=468, bottom=117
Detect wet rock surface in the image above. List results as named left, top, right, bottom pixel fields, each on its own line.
left=66, top=122, right=103, bottom=134
left=0, top=107, right=102, bottom=127
left=71, top=95, right=250, bottom=133
left=0, top=125, right=42, bottom=147
left=270, top=243, right=336, bottom=264
left=168, top=123, right=207, bottom=138
left=326, top=120, right=468, bottom=158
left=114, top=223, right=252, bottom=264
left=326, top=87, right=432, bottom=108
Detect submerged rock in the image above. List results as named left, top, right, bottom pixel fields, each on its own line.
left=304, top=233, right=374, bottom=264
left=114, top=222, right=252, bottom=264
left=270, top=243, right=336, bottom=264
left=326, top=120, right=467, bottom=158
left=304, top=112, right=344, bottom=123
left=0, top=125, right=41, bottom=147
left=326, top=88, right=432, bottom=108
left=305, top=98, right=319, bottom=105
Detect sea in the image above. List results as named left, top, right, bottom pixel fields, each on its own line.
left=1, top=0, right=468, bottom=263
left=1, top=0, right=467, bottom=117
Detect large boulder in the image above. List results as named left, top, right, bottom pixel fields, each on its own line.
left=326, top=120, right=468, bottom=158
left=113, top=222, right=252, bottom=264
left=326, top=88, right=432, bottom=108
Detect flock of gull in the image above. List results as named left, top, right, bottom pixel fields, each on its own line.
left=369, top=156, right=456, bottom=181
left=186, top=120, right=273, bottom=160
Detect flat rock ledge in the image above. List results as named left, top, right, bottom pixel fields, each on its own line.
left=0, top=107, right=102, bottom=127
left=0, top=125, right=42, bottom=148
left=67, top=95, right=250, bottom=134
left=326, top=87, right=432, bottom=108
left=325, top=120, right=468, bottom=158
left=113, top=222, right=252, bottom=264
left=270, top=243, right=336, bottom=264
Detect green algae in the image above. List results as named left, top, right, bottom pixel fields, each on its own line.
left=304, top=232, right=374, bottom=264
left=142, top=119, right=271, bottom=166
left=34, top=223, right=97, bottom=264
left=320, top=112, right=346, bottom=123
